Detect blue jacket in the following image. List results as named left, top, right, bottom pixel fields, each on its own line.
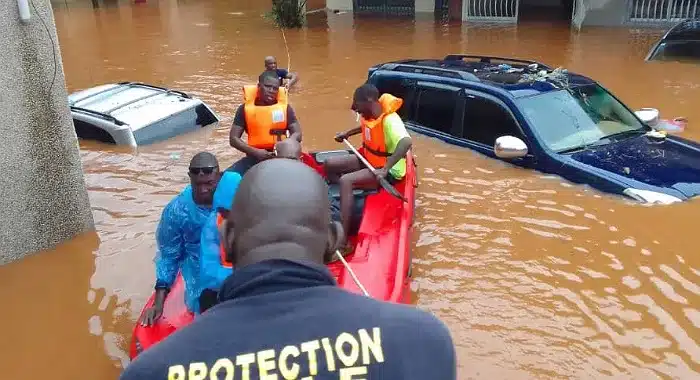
left=199, top=172, right=242, bottom=293
left=121, top=259, right=457, bottom=380
left=153, top=186, right=212, bottom=314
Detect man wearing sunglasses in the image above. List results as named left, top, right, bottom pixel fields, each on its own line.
left=141, top=152, right=225, bottom=325
left=228, top=70, right=302, bottom=176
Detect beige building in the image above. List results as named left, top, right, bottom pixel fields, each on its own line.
left=325, top=0, right=699, bottom=29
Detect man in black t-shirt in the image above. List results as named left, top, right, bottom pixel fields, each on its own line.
left=265, top=55, right=299, bottom=89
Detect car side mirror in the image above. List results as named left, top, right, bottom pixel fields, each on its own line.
left=635, top=108, right=660, bottom=125
left=494, top=136, right=528, bottom=159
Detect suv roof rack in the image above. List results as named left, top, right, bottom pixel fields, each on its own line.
left=379, top=63, right=480, bottom=81
left=443, top=54, right=552, bottom=70
left=69, top=84, right=132, bottom=106
left=117, top=82, right=192, bottom=99
left=70, top=106, right=126, bottom=126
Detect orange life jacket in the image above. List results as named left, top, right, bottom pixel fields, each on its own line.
left=360, top=93, right=403, bottom=168
left=217, top=213, right=233, bottom=268
left=243, top=85, right=289, bottom=150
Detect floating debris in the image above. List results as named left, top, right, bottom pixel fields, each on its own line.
left=518, top=67, right=570, bottom=89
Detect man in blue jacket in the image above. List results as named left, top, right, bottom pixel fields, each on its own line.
left=140, top=152, right=223, bottom=325
left=199, top=139, right=310, bottom=313
left=198, top=171, right=242, bottom=313
left=122, top=158, right=456, bottom=379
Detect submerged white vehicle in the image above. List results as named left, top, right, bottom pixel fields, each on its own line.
left=69, top=82, right=220, bottom=146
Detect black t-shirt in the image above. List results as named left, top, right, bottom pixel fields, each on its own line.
left=120, top=260, right=457, bottom=380
left=233, top=103, right=297, bottom=132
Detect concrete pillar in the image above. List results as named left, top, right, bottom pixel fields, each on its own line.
left=326, top=0, right=352, bottom=11
left=415, top=0, right=435, bottom=13
left=0, top=0, right=94, bottom=265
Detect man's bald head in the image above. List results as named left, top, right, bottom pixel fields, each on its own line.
left=189, top=152, right=218, bottom=169
left=222, top=159, right=342, bottom=267
left=264, top=56, right=278, bottom=71
left=274, top=139, right=301, bottom=160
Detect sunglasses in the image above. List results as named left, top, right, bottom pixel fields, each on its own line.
left=189, top=166, right=217, bottom=175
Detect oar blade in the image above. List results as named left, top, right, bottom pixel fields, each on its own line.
left=378, top=176, right=407, bottom=203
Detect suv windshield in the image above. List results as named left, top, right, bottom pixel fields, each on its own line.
left=516, top=84, right=648, bottom=153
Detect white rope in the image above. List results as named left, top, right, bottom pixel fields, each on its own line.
left=335, top=250, right=370, bottom=297
left=280, top=28, right=291, bottom=72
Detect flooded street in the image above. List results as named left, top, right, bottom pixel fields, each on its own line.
left=1, top=0, right=699, bottom=378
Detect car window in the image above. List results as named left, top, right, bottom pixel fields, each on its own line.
left=134, top=104, right=218, bottom=145
left=650, top=41, right=700, bottom=62
left=73, top=118, right=116, bottom=144
left=462, top=95, right=524, bottom=146
left=373, top=77, right=415, bottom=119
left=516, top=84, right=647, bottom=153
left=415, top=87, right=457, bottom=135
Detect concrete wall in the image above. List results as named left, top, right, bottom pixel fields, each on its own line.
left=326, top=0, right=352, bottom=11
left=415, top=0, right=435, bottom=12
left=0, top=0, right=94, bottom=265
left=578, top=0, right=629, bottom=27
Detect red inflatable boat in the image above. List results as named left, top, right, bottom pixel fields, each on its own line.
left=129, top=149, right=417, bottom=360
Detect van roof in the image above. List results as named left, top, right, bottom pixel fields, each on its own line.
left=68, top=82, right=202, bottom=130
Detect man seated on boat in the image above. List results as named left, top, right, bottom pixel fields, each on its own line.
left=324, top=83, right=413, bottom=250
left=200, top=139, right=344, bottom=313
left=200, top=138, right=335, bottom=313
left=198, top=171, right=243, bottom=313
left=264, top=55, right=299, bottom=89
left=120, top=158, right=456, bottom=380
left=140, top=152, right=225, bottom=325
left=227, top=70, right=302, bottom=176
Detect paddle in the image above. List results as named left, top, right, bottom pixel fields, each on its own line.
left=341, top=139, right=408, bottom=203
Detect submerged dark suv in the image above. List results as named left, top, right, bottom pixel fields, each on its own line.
left=366, top=54, right=700, bottom=204
left=646, top=19, right=700, bottom=63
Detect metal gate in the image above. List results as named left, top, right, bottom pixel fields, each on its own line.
left=628, top=0, right=700, bottom=24
left=354, top=0, right=415, bottom=16
left=464, top=0, right=520, bottom=22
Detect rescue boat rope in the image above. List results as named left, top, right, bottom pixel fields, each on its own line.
left=335, top=250, right=370, bottom=297
left=280, top=28, right=291, bottom=73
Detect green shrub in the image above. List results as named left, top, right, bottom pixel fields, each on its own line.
left=266, top=0, right=307, bottom=29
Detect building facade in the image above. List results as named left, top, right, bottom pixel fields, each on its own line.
left=326, top=0, right=699, bottom=28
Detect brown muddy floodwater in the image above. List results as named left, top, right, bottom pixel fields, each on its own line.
left=1, top=0, right=699, bottom=378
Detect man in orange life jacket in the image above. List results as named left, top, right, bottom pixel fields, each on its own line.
left=227, top=70, right=302, bottom=176
left=324, top=84, right=412, bottom=245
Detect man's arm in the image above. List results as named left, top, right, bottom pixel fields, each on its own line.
left=154, top=200, right=185, bottom=291
left=230, top=105, right=264, bottom=156
left=382, top=114, right=412, bottom=170
left=384, top=137, right=412, bottom=171
left=280, top=68, right=299, bottom=87
left=287, top=105, right=302, bottom=143
left=286, top=71, right=299, bottom=87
